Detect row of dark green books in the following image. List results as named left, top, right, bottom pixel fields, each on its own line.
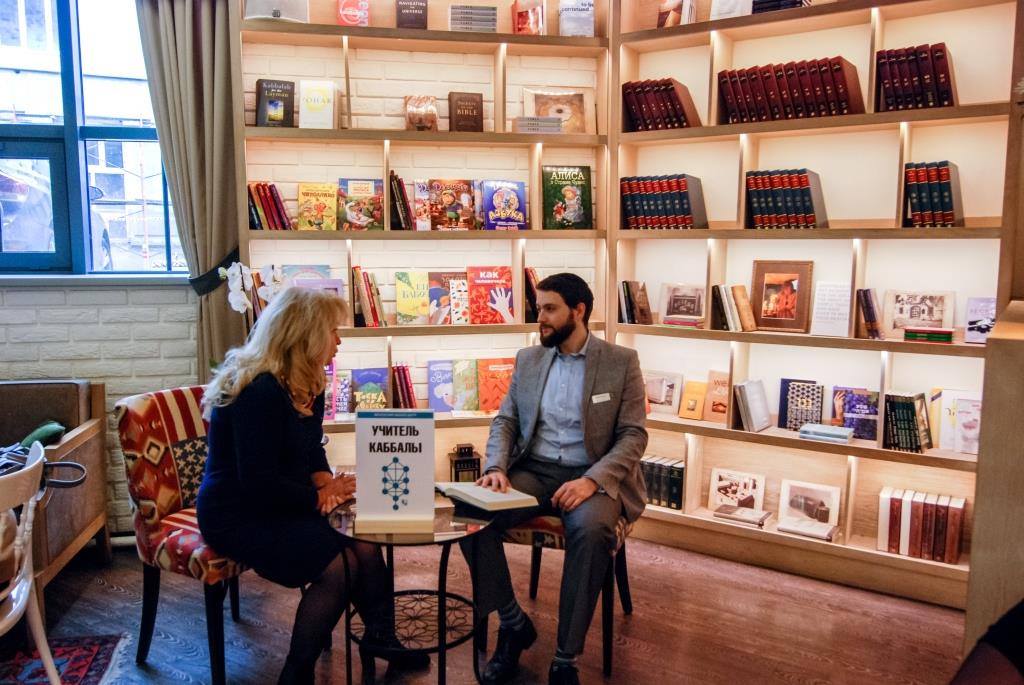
left=745, top=169, right=828, bottom=229
left=620, top=174, right=708, bottom=229
left=640, top=455, right=684, bottom=510
left=883, top=392, right=932, bottom=453
left=902, top=161, right=963, bottom=228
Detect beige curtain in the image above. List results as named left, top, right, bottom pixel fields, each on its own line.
left=136, top=0, right=243, bottom=381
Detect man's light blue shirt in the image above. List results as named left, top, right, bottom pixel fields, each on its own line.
left=532, top=334, right=590, bottom=466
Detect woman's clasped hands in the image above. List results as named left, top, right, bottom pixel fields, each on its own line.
left=317, top=472, right=356, bottom=515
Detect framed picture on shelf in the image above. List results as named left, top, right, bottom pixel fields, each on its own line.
left=779, top=479, right=841, bottom=526
left=708, top=467, right=766, bottom=511
left=660, top=283, right=704, bottom=323
left=750, top=260, right=814, bottom=333
left=523, top=87, right=596, bottom=135
left=881, top=290, right=955, bottom=340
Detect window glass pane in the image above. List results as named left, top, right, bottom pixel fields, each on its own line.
left=168, top=197, right=185, bottom=271
left=0, top=0, right=63, bottom=124
left=86, top=140, right=179, bottom=272
left=79, top=0, right=154, bottom=127
left=0, top=158, right=56, bottom=254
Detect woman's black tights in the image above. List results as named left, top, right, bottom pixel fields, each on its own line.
left=278, top=542, right=391, bottom=684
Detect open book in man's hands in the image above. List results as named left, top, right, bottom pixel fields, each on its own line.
left=435, top=482, right=539, bottom=512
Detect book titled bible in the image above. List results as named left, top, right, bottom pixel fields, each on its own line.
left=448, top=92, right=484, bottom=132
left=396, top=0, right=427, bottom=29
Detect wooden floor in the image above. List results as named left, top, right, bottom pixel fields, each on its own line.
left=21, top=540, right=963, bottom=684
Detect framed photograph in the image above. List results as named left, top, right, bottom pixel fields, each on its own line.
left=523, top=87, right=596, bottom=135
left=750, top=260, right=814, bottom=333
left=708, top=467, right=765, bottom=511
left=881, top=290, right=955, bottom=340
left=779, top=479, right=841, bottom=526
left=659, top=283, right=704, bottom=323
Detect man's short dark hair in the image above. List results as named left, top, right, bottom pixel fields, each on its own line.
left=536, top=272, right=594, bottom=325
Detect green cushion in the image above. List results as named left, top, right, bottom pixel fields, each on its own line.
left=20, top=420, right=66, bottom=448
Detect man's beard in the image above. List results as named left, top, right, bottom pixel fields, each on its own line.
left=539, top=316, right=577, bottom=348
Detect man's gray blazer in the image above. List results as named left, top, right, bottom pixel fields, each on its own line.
left=483, top=334, right=649, bottom=522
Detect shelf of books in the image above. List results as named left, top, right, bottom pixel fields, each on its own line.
left=229, top=0, right=1020, bottom=609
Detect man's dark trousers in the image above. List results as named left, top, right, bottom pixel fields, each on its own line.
left=461, top=458, right=621, bottom=655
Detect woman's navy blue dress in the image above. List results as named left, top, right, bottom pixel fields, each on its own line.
left=197, top=372, right=343, bottom=588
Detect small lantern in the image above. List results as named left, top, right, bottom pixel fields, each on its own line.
left=449, top=443, right=481, bottom=482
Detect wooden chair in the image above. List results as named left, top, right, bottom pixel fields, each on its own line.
left=493, top=515, right=634, bottom=676
left=0, top=443, right=60, bottom=685
left=115, top=387, right=245, bottom=685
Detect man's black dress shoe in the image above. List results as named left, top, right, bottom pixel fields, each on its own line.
left=362, top=632, right=431, bottom=670
left=548, top=662, right=580, bottom=685
left=481, top=616, right=538, bottom=684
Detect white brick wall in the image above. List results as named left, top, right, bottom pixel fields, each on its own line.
left=0, top=285, right=199, bottom=533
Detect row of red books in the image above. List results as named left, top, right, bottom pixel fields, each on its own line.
left=619, top=174, right=709, bottom=230
left=247, top=182, right=292, bottom=230
left=877, top=486, right=965, bottom=565
left=622, top=78, right=702, bottom=132
left=717, top=57, right=864, bottom=124
left=391, top=364, right=418, bottom=409
left=876, top=43, right=956, bottom=112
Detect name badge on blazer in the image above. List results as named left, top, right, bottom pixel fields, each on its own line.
left=591, top=392, right=611, bottom=404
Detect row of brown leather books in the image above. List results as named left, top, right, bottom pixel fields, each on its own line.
left=876, top=43, right=956, bottom=112
left=622, top=78, right=702, bottom=132
left=717, top=57, right=864, bottom=124
left=878, top=487, right=964, bottom=565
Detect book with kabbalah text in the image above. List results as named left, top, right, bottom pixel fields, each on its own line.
left=298, top=80, right=336, bottom=129
left=435, top=482, right=539, bottom=511
left=622, top=79, right=702, bottom=132
left=714, top=505, right=772, bottom=528
left=542, top=166, right=593, bottom=229
left=396, top=0, right=427, bottom=29
left=876, top=43, right=956, bottom=112
left=718, top=57, right=862, bottom=124
left=745, top=169, right=828, bottom=229
left=448, top=92, right=483, bottom=132
left=256, top=79, right=295, bottom=127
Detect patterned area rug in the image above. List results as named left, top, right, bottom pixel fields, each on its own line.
left=0, top=634, right=128, bottom=684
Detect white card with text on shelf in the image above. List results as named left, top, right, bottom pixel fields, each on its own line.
left=355, top=410, right=435, bottom=533
left=809, top=282, right=851, bottom=338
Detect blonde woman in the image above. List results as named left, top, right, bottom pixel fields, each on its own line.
left=197, top=287, right=425, bottom=684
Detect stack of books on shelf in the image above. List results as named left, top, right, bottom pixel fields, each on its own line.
left=710, top=284, right=756, bottom=332
left=853, top=288, right=883, bottom=339
left=744, top=169, right=828, bottom=229
left=365, top=267, right=513, bottom=328
left=640, top=455, right=685, bottom=510
left=877, top=487, right=965, bottom=564
left=659, top=283, right=704, bottom=327
left=247, top=181, right=291, bottom=230
left=449, top=4, right=497, bottom=32
left=389, top=170, right=415, bottom=230
left=733, top=379, right=772, bottom=432
left=752, top=0, right=811, bottom=13
left=883, top=391, right=933, bottom=453
left=875, top=43, right=957, bottom=112
left=620, top=174, right=708, bottom=229
left=717, top=58, right=863, bottom=124
left=426, top=358, right=514, bottom=414
left=797, top=423, right=853, bottom=444
left=902, top=161, right=964, bottom=228
left=618, top=280, right=653, bottom=324
left=621, top=78, right=703, bottom=131
left=512, top=116, right=563, bottom=134
left=903, top=327, right=954, bottom=344
left=391, top=363, right=419, bottom=409
left=351, top=266, right=387, bottom=327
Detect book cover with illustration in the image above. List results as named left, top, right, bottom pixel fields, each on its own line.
left=352, top=367, right=389, bottom=409
left=334, top=368, right=353, bottom=415
left=643, top=370, right=683, bottom=415
left=395, top=271, right=430, bottom=325
left=428, top=179, right=477, bottom=230
left=678, top=380, right=707, bottom=420
left=481, top=180, right=528, bottom=230
left=428, top=271, right=467, bottom=325
left=831, top=386, right=879, bottom=441
left=477, top=358, right=515, bottom=411
left=256, top=79, right=295, bottom=127
left=324, top=362, right=336, bottom=421
left=467, top=266, right=514, bottom=324
left=427, top=360, right=455, bottom=412
left=413, top=180, right=432, bottom=231
left=297, top=182, right=338, bottom=230
left=452, top=359, right=479, bottom=410
left=337, top=178, right=383, bottom=231
left=450, top=277, right=471, bottom=325
left=703, top=370, right=730, bottom=424
left=542, top=165, right=593, bottom=229
left=281, top=264, right=331, bottom=286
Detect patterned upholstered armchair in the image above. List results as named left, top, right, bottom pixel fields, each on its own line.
left=500, top=515, right=634, bottom=676
left=115, top=386, right=244, bottom=685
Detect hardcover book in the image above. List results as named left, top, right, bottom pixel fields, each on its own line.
left=427, top=271, right=466, bottom=325
left=704, top=370, right=730, bottom=424
left=954, top=398, right=981, bottom=455
left=337, top=0, right=370, bottom=26
left=256, top=79, right=295, bottom=127
left=643, top=370, right=683, bottom=415
left=298, top=80, right=336, bottom=129
left=427, top=360, right=455, bottom=412
left=480, top=180, right=528, bottom=230
left=413, top=180, right=432, bottom=231
left=965, top=296, right=996, bottom=344
left=512, top=0, right=545, bottom=35
left=395, top=271, right=430, bottom=325
left=337, top=178, right=384, bottom=231
left=709, top=467, right=765, bottom=510
left=558, top=0, right=594, bottom=37
left=467, top=266, right=514, bottom=324
left=448, top=92, right=484, bottom=132
left=396, top=0, right=427, bottom=29
left=542, top=166, right=593, bottom=229
left=713, top=505, right=772, bottom=527
left=660, top=283, right=704, bottom=323
left=352, top=367, right=389, bottom=409
left=296, top=183, right=338, bottom=230
left=785, top=381, right=824, bottom=431
left=450, top=277, right=471, bottom=325
left=334, top=368, right=353, bottom=415
left=477, top=358, right=515, bottom=411
left=281, top=264, right=331, bottom=287
left=452, top=359, right=479, bottom=411
left=428, top=179, right=477, bottom=230
left=678, top=381, right=707, bottom=421
left=831, top=386, right=879, bottom=441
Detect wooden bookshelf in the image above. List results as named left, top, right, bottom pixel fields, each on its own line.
left=228, top=0, right=1021, bottom=610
